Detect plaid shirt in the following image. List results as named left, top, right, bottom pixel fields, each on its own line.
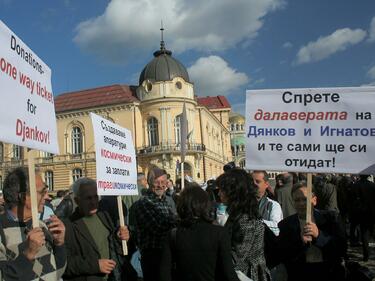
left=133, top=190, right=176, bottom=251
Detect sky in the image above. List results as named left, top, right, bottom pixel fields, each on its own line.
left=1, top=0, right=375, bottom=115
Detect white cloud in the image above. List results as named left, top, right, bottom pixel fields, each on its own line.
left=187, top=56, right=249, bottom=96
left=295, top=28, right=367, bottom=65
left=367, top=65, right=375, bottom=80
left=368, top=16, right=375, bottom=42
left=251, top=78, right=265, bottom=85
left=74, top=0, right=284, bottom=63
left=282, top=42, right=293, bottom=48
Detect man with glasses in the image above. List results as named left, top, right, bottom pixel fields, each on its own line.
left=133, top=167, right=177, bottom=281
left=1, top=167, right=66, bottom=280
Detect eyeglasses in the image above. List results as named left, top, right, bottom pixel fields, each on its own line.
left=153, top=180, right=167, bottom=186
left=37, top=186, right=48, bottom=196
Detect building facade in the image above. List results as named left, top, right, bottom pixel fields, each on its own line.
left=0, top=43, right=233, bottom=191
left=229, top=113, right=246, bottom=168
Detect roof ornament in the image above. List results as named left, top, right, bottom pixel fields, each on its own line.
left=154, top=20, right=172, bottom=57
left=160, top=20, right=165, bottom=51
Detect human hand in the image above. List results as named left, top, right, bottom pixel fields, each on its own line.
left=47, top=215, right=65, bottom=246
left=117, top=226, right=130, bottom=241
left=98, top=259, right=116, bottom=274
left=303, top=222, right=319, bottom=239
left=24, top=227, right=45, bottom=260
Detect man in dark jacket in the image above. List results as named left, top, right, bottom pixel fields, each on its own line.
left=63, top=177, right=136, bottom=281
left=276, top=182, right=346, bottom=281
left=350, top=175, right=375, bottom=261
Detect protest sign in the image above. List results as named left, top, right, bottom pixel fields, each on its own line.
left=90, top=113, right=138, bottom=196
left=245, top=87, right=375, bottom=174
left=91, top=113, right=137, bottom=255
left=0, top=20, right=59, bottom=154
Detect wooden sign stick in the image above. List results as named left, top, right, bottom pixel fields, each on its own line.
left=306, top=173, right=313, bottom=223
left=27, top=149, right=39, bottom=228
left=117, top=196, right=128, bottom=256
left=181, top=162, right=185, bottom=190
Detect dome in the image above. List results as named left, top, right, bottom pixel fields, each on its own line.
left=229, top=113, right=245, bottom=123
left=139, top=46, right=190, bottom=85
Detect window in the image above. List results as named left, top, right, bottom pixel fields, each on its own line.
left=45, top=171, right=54, bottom=191
left=146, top=82, right=152, bottom=92
left=42, top=151, right=53, bottom=158
left=71, top=127, right=83, bottom=154
left=231, top=124, right=235, bottom=131
left=147, top=117, right=159, bottom=146
left=0, top=142, right=3, bottom=162
left=236, top=124, right=240, bottom=131
left=72, top=168, right=82, bottom=182
left=12, top=145, right=22, bottom=160
left=240, top=124, right=244, bottom=131
left=174, top=114, right=188, bottom=144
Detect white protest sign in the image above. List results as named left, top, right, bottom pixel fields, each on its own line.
left=245, top=87, right=375, bottom=174
left=90, top=113, right=138, bottom=196
left=0, top=20, right=59, bottom=154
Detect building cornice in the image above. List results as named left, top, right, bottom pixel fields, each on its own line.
left=56, top=102, right=140, bottom=119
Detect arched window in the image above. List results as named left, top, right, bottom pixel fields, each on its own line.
left=45, top=171, right=54, bottom=191
left=147, top=117, right=159, bottom=146
left=71, top=127, right=83, bottom=154
left=174, top=114, right=188, bottom=144
left=240, top=124, right=244, bottom=131
left=0, top=142, right=3, bottom=162
left=231, top=124, right=235, bottom=131
left=175, top=114, right=181, bottom=144
left=236, top=124, right=240, bottom=131
left=72, top=168, right=82, bottom=182
left=12, top=145, right=22, bottom=160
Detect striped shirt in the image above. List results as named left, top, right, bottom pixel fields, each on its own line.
left=0, top=212, right=66, bottom=280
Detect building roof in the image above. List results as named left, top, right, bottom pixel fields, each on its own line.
left=55, top=84, right=139, bottom=113
left=139, top=48, right=190, bottom=85
left=54, top=85, right=231, bottom=113
left=197, top=96, right=231, bottom=109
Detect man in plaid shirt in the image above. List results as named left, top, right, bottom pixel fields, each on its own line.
left=133, top=167, right=176, bottom=281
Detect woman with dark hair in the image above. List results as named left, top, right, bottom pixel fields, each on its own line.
left=159, top=183, right=239, bottom=281
left=216, top=168, right=271, bottom=281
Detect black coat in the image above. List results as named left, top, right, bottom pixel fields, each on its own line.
left=63, top=210, right=137, bottom=281
left=159, top=221, right=239, bottom=281
left=276, top=210, right=346, bottom=281
left=351, top=179, right=375, bottom=223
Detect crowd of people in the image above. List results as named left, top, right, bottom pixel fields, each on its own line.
left=0, top=164, right=374, bottom=281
